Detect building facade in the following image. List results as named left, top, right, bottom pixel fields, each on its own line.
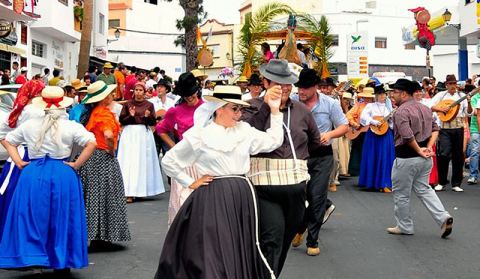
left=107, top=0, right=185, bottom=80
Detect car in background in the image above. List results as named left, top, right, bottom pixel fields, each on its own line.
left=0, top=84, right=21, bottom=103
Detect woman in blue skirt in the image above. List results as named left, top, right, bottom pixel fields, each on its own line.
left=0, top=86, right=96, bottom=277
left=0, top=80, right=46, bottom=242
left=358, top=84, right=396, bottom=192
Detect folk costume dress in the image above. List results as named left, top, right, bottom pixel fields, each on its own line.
left=0, top=80, right=46, bottom=242
left=358, top=102, right=396, bottom=189
left=0, top=112, right=95, bottom=269
left=155, top=99, right=204, bottom=226
left=154, top=107, right=284, bottom=279
left=78, top=106, right=131, bottom=242
left=0, top=105, right=44, bottom=242
left=118, top=99, right=165, bottom=197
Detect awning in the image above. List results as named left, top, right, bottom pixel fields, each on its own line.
left=0, top=42, right=25, bottom=55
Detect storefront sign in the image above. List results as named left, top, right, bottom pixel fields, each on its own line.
left=347, top=31, right=369, bottom=79
left=0, top=20, right=12, bottom=38
left=52, top=40, right=64, bottom=68
left=94, top=47, right=107, bottom=59
left=0, top=42, right=25, bottom=55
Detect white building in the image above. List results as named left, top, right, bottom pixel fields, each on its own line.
left=107, top=0, right=185, bottom=80
left=0, top=0, right=108, bottom=83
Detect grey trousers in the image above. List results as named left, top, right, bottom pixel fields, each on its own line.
left=329, top=138, right=340, bottom=185
left=391, top=157, right=450, bottom=234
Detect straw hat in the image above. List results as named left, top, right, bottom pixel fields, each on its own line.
left=237, top=76, right=248, bottom=83
left=357, top=87, right=375, bottom=98
left=70, top=78, right=86, bottom=90
left=343, top=92, right=353, bottom=99
left=82, top=80, right=117, bottom=104
left=191, top=69, right=208, bottom=80
left=204, top=85, right=250, bottom=106
left=32, top=86, right=73, bottom=110
left=103, top=62, right=114, bottom=69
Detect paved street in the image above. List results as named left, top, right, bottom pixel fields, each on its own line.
left=1, top=175, right=480, bottom=279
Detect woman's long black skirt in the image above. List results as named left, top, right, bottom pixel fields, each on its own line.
left=154, top=176, right=266, bottom=279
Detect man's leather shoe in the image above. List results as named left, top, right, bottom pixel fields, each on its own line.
left=307, top=247, right=320, bottom=256
left=329, top=185, right=337, bottom=192
left=441, top=216, right=453, bottom=238
left=292, top=230, right=307, bottom=247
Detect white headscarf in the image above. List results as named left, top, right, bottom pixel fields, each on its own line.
left=35, top=109, right=65, bottom=151
left=194, top=100, right=226, bottom=128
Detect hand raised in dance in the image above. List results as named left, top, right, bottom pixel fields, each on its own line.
left=265, top=85, right=282, bottom=114
left=145, top=110, right=151, bottom=117
left=189, top=174, right=214, bottom=189
left=129, top=106, right=136, bottom=117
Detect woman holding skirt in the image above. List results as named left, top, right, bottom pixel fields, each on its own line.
left=78, top=81, right=131, bottom=243
left=0, top=86, right=96, bottom=276
left=118, top=82, right=164, bottom=202
left=358, top=84, right=396, bottom=192
left=155, top=72, right=204, bottom=226
left=0, top=80, right=45, bottom=242
left=155, top=85, right=284, bottom=279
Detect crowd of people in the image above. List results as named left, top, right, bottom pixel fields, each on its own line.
left=0, top=57, right=467, bottom=278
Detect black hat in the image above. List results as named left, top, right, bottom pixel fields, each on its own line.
left=153, top=79, right=171, bottom=92
left=294, top=68, right=320, bottom=88
left=413, top=81, right=422, bottom=91
left=374, top=84, right=386, bottom=94
left=392, top=79, right=416, bottom=94
left=325, top=77, right=336, bottom=87
left=259, top=59, right=299, bottom=84
left=173, top=72, right=200, bottom=97
left=435, top=82, right=446, bottom=91
left=248, top=74, right=262, bottom=86
left=318, top=79, right=328, bottom=86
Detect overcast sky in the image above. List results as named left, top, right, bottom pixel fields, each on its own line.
left=202, top=0, right=459, bottom=24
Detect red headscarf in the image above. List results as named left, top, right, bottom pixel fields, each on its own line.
left=8, top=79, right=46, bottom=128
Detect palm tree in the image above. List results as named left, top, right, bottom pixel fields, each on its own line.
left=297, top=14, right=333, bottom=78
left=175, top=0, right=207, bottom=71
left=237, top=2, right=292, bottom=77
left=77, top=0, right=92, bottom=79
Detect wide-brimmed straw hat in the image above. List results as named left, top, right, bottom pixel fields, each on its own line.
left=70, top=78, right=86, bottom=90
left=103, top=62, right=114, bottom=69
left=343, top=92, right=353, bottom=99
left=82, top=80, right=117, bottom=104
left=357, top=87, right=375, bottom=98
left=204, top=85, right=250, bottom=106
left=32, top=86, right=74, bottom=110
left=191, top=69, right=209, bottom=80
left=259, top=59, right=299, bottom=84
left=237, top=76, right=248, bottom=83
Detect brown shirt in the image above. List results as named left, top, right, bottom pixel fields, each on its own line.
left=241, top=97, right=320, bottom=160
left=393, top=98, right=439, bottom=157
left=120, top=99, right=156, bottom=126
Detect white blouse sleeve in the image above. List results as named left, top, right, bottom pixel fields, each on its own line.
left=71, top=121, right=96, bottom=146
left=0, top=121, right=12, bottom=140
left=248, top=113, right=284, bottom=155
left=161, top=128, right=201, bottom=188
left=360, top=104, right=378, bottom=126
left=5, top=124, right=25, bottom=146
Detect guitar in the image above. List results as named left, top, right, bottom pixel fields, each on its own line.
left=436, top=89, right=479, bottom=122
left=331, top=80, right=353, bottom=99
left=150, top=109, right=167, bottom=132
left=345, top=125, right=369, bottom=140
left=369, top=109, right=397, bottom=136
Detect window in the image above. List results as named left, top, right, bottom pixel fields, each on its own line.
left=21, top=24, right=27, bottom=45
left=109, top=19, right=120, bottom=29
left=405, top=44, right=415, bottom=50
left=32, top=41, right=45, bottom=57
left=99, top=13, right=105, bottom=35
left=331, top=35, right=339, bottom=47
left=58, top=0, right=68, bottom=6
left=375, top=37, right=387, bottom=49
left=144, top=0, right=158, bottom=4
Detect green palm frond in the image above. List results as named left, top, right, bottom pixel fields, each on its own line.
left=297, top=14, right=333, bottom=76
left=236, top=2, right=293, bottom=75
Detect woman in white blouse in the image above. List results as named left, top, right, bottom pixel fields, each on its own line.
left=154, top=85, right=284, bottom=279
left=0, top=86, right=96, bottom=277
left=358, top=84, right=396, bottom=192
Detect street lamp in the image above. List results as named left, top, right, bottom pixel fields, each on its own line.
left=107, top=29, right=121, bottom=44
left=442, top=9, right=460, bottom=29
